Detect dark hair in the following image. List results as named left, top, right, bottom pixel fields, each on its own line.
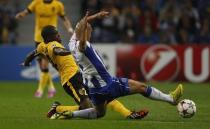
left=41, top=25, right=58, bottom=43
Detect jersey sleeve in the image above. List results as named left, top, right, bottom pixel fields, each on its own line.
left=36, top=43, right=45, bottom=54
left=57, top=1, right=65, bottom=16
left=27, top=0, right=37, bottom=13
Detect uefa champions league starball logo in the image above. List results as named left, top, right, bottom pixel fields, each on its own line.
left=20, top=63, right=59, bottom=80
left=140, top=45, right=181, bottom=81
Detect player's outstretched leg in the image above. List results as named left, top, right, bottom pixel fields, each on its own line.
left=128, top=79, right=183, bottom=105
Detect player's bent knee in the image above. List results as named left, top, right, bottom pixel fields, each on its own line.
left=39, top=60, right=49, bottom=72
left=79, top=98, right=93, bottom=110
left=38, top=58, right=49, bottom=68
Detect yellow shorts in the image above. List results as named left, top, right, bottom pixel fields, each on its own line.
left=34, top=29, right=43, bottom=43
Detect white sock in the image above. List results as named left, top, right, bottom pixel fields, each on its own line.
left=72, top=108, right=97, bottom=119
left=146, top=87, right=174, bottom=103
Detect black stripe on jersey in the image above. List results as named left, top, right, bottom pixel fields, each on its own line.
left=63, top=84, right=80, bottom=104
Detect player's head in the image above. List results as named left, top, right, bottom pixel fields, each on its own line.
left=41, top=25, right=61, bottom=43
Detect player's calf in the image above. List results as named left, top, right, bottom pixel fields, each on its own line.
left=128, top=79, right=183, bottom=105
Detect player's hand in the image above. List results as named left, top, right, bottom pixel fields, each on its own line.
left=78, top=11, right=89, bottom=31
left=15, top=13, right=24, bottom=20
left=75, top=11, right=89, bottom=41
left=20, top=62, right=31, bottom=67
left=97, top=11, right=109, bottom=19
left=15, top=10, right=28, bottom=20
left=82, top=11, right=89, bottom=24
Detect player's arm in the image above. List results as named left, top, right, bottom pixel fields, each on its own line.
left=58, top=2, right=74, bottom=35
left=76, top=12, right=89, bottom=52
left=76, top=11, right=108, bottom=51
left=53, top=47, right=71, bottom=56
left=15, top=0, right=36, bottom=20
left=87, top=11, right=109, bottom=22
left=79, top=23, right=90, bottom=52
left=60, top=16, right=74, bottom=35
left=15, top=9, right=30, bottom=20
left=22, top=50, right=39, bottom=66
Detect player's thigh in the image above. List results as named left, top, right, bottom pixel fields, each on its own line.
left=128, top=79, right=147, bottom=94
left=63, top=82, right=93, bottom=109
left=69, top=72, right=93, bottom=109
left=63, top=83, right=81, bottom=105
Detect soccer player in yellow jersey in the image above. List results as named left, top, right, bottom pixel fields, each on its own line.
left=15, top=0, right=74, bottom=98
left=21, top=25, right=93, bottom=110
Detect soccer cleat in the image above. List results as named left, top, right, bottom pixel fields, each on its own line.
left=50, top=111, right=73, bottom=120
left=34, top=91, right=43, bottom=98
left=127, top=109, right=149, bottom=119
left=48, top=89, right=56, bottom=98
left=50, top=112, right=63, bottom=120
left=47, top=101, right=61, bottom=118
left=170, top=84, right=183, bottom=105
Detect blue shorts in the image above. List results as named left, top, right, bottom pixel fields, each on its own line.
left=89, top=77, right=130, bottom=105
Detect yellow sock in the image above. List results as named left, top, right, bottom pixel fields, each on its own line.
left=56, top=105, right=79, bottom=113
left=46, top=73, right=55, bottom=90
left=107, top=99, right=132, bottom=118
left=37, top=72, right=49, bottom=92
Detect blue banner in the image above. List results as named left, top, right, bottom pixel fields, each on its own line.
left=0, top=45, right=59, bottom=81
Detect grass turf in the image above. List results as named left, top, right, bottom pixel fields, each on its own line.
left=0, top=81, right=209, bottom=129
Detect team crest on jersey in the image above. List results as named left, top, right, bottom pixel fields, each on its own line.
left=52, top=44, right=56, bottom=47
left=78, top=88, right=88, bottom=96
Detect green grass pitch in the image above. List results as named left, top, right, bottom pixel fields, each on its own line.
left=0, top=81, right=209, bottom=129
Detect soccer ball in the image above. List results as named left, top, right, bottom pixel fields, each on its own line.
left=177, top=99, right=196, bottom=118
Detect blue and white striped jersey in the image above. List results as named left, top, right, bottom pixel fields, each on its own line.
left=68, top=34, right=112, bottom=88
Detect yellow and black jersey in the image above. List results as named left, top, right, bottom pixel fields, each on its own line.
left=27, top=0, right=65, bottom=42
left=37, top=41, right=79, bottom=85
